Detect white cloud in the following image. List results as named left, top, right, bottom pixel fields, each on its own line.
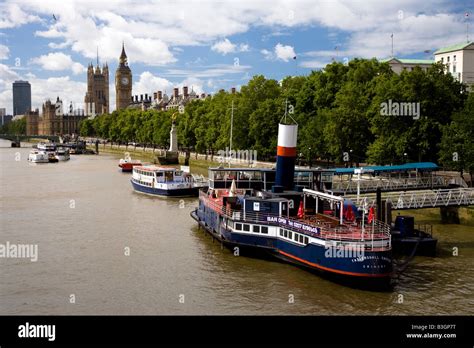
left=261, top=44, right=296, bottom=62
left=30, top=52, right=86, bottom=75
left=299, top=60, right=329, bottom=69
left=274, top=43, right=296, bottom=62
left=132, top=72, right=205, bottom=101
left=0, top=63, right=86, bottom=114
left=261, top=49, right=273, bottom=60
left=163, top=64, right=251, bottom=79
left=0, top=44, right=9, bottom=60
left=211, top=38, right=249, bottom=55
left=0, top=2, right=41, bottom=29
left=3, top=0, right=466, bottom=66
left=211, top=38, right=236, bottom=55
left=132, top=71, right=174, bottom=96
left=48, top=41, right=72, bottom=49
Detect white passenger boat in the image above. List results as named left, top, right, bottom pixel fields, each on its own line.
left=37, top=142, right=56, bottom=152
left=55, top=148, right=70, bottom=161
left=28, top=150, right=49, bottom=163
left=131, top=165, right=208, bottom=197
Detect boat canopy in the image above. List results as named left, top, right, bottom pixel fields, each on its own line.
left=332, top=162, right=438, bottom=175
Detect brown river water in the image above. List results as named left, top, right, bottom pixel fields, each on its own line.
left=1, top=139, right=473, bottom=315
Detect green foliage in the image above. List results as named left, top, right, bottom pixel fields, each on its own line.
left=79, top=62, right=471, bottom=170
left=439, top=92, right=474, bottom=176
left=0, top=118, right=26, bottom=135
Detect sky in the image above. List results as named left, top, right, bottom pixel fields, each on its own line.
left=0, top=0, right=472, bottom=114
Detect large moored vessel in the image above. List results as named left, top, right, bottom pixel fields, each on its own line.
left=191, top=122, right=393, bottom=286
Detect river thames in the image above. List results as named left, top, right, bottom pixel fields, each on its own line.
left=1, top=139, right=473, bottom=315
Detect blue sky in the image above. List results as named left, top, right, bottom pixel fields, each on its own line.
left=0, top=0, right=472, bottom=114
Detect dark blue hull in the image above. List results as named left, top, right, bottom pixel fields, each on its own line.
left=192, top=208, right=393, bottom=285
left=131, top=180, right=200, bottom=197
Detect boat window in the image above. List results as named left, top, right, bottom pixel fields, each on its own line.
left=279, top=229, right=283, bottom=236
left=304, top=237, right=309, bottom=244
left=214, top=171, right=226, bottom=180
left=243, top=224, right=250, bottom=232
left=253, top=225, right=260, bottom=233
left=261, top=226, right=268, bottom=234
left=295, top=172, right=311, bottom=183
left=283, top=230, right=288, bottom=238
left=225, top=171, right=237, bottom=180
left=288, top=231, right=292, bottom=239
left=156, top=172, right=163, bottom=177
left=165, top=171, right=174, bottom=181
left=294, top=233, right=298, bottom=241
left=299, top=235, right=304, bottom=243
left=322, top=173, right=333, bottom=182
left=235, top=223, right=242, bottom=231
left=175, top=170, right=183, bottom=177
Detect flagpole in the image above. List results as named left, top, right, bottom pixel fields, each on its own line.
left=391, top=33, right=394, bottom=57
left=293, top=55, right=297, bottom=76
left=467, top=12, right=470, bottom=43
left=372, top=204, right=375, bottom=250
left=229, top=100, right=234, bottom=168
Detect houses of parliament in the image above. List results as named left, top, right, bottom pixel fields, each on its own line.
left=26, top=43, right=200, bottom=136
left=26, top=44, right=133, bottom=136
left=84, top=42, right=133, bottom=114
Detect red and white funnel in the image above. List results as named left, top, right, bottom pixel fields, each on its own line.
left=275, top=123, right=298, bottom=190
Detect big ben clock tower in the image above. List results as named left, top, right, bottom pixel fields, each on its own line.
left=115, top=43, right=132, bottom=111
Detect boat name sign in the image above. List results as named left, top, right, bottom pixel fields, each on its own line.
left=266, top=216, right=320, bottom=236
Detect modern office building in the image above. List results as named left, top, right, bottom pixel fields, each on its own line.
left=12, top=80, right=32, bottom=116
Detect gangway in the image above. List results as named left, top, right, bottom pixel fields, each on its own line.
left=331, top=175, right=458, bottom=194
left=344, top=188, right=474, bottom=210
left=329, top=162, right=467, bottom=194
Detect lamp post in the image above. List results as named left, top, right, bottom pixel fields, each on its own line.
left=354, top=168, right=362, bottom=205
left=308, top=147, right=312, bottom=168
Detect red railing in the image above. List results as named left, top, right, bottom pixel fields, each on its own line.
left=199, top=191, right=391, bottom=248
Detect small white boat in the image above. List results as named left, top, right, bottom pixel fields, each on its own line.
left=28, top=150, right=49, bottom=163
left=55, top=148, right=70, bottom=161
left=37, top=142, right=56, bottom=152
left=131, top=165, right=208, bottom=196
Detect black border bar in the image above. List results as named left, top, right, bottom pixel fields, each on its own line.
left=0, top=315, right=472, bottom=346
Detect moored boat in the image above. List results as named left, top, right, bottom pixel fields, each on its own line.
left=131, top=165, right=208, bottom=197
left=48, top=152, right=58, bottom=163
left=28, top=150, right=49, bottom=163
left=191, top=122, right=393, bottom=287
left=119, top=157, right=142, bottom=172
left=55, top=148, right=70, bottom=161
left=391, top=215, right=437, bottom=256
left=37, top=142, right=56, bottom=153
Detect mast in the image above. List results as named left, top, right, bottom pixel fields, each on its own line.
left=229, top=100, right=234, bottom=168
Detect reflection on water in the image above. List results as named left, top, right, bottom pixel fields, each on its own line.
left=0, top=139, right=473, bottom=315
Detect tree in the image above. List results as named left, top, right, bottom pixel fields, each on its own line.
left=439, top=92, right=474, bottom=183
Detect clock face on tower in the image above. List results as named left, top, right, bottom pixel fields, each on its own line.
left=121, top=77, right=129, bottom=85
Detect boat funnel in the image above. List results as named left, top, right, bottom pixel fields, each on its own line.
left=229, top=179, right=237, bottom=197
left=275, top=123, right=298, bottom=190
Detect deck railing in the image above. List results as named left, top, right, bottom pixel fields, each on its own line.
left=332, top=175, right=450, bottom=193
left=199, top=191, right=391, bottom=248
